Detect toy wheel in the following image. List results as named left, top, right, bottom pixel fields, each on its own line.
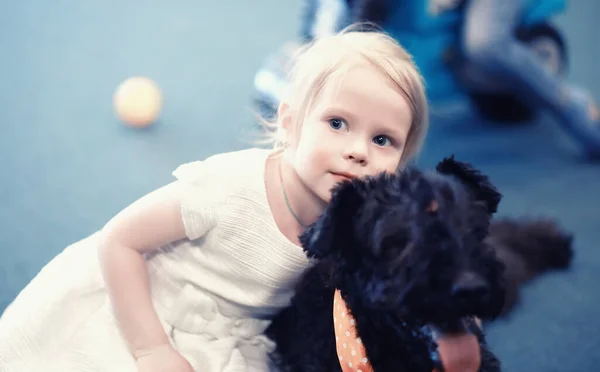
left=517, top=22, right=567, bottom=76
left=472, top=22, right=568, bottom=123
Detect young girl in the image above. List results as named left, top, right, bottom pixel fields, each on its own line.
left=0, top=28, right=481, bottom=372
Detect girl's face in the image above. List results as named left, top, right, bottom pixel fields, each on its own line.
left=285, top=65, right=414, bottom=203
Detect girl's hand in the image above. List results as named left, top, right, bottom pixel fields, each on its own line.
left=434, top=332, right=481, bottom=372
left=135, top=344, right=194, bottom=372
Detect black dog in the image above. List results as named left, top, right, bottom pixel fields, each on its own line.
left=266, top=156, right=505, bottom=372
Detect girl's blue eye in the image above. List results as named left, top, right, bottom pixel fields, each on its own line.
left=373, top=135, right=391, bottom=147
left=329, top=118, right=346, bottom=130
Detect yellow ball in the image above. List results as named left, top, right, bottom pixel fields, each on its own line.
left=113, top=77, right=162, bottom=127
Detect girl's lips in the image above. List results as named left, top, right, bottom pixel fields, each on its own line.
left=331, top=172, right=357, bottom=181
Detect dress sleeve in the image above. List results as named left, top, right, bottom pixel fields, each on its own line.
left=172, top=160, right=222, bottom=240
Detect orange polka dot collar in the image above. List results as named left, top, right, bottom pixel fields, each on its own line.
left=334, top=289, right=374, bottom=372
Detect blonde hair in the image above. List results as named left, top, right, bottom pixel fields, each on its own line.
left=260, top=25, right=429, bottom=166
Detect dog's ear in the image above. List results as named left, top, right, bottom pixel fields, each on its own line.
left=299, top=180, right=365, bottom=259
left=435, top=155, right=502, bottom=214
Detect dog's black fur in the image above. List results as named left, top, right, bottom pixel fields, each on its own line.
left=266, top=156, right=505, bottom=372
left=485, top=216, right=573, bottom=318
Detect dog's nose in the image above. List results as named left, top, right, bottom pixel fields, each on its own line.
left=452, top=272, right=489, bottom=299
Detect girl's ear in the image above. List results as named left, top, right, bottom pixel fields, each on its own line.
left=277, top=102, right=295, bottom=145
left=277, top=102, right=291, bottom=130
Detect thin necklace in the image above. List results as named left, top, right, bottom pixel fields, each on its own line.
left=278, top=160, right=308, bottom=229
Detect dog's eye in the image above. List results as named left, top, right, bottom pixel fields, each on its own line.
left=395, top=242, right=414, bottom=262
left=379, top=241, right=412, bottom=271
left=426, top=200, right=439, bottom=214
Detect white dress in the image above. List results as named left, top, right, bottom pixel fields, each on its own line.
left=0, top=148, right=312, bottom=372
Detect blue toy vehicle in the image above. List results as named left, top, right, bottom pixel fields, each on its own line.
left=253, top=0, right=568, bottom=122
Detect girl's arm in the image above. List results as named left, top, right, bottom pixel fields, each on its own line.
left=98, top=181, right=188, bottom=356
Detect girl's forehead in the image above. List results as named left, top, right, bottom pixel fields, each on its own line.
left=322, top=66, right=404, bottom=105
left=312, top=67, right=413, bottom=129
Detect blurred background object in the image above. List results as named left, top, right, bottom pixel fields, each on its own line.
left=0, top=1, right=598, bottom=371
left=254, top=0, right=600, bottom=157
left=113, top=76, right=163, bottom=128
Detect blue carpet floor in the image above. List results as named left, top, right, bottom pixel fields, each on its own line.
left=1, top=1, right=598, bottom=371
